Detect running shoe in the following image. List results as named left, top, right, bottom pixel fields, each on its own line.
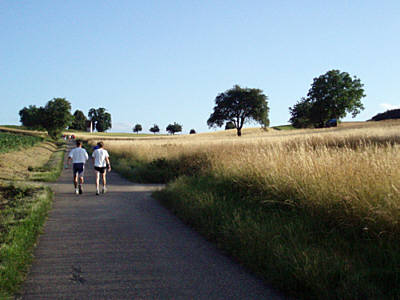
left=75, top=188, right=79, bottom=195
left=102, top=187, right=107, bottom=194
left=96, top=189, right=100, bottom=195
left=78, top=185, right=83, bottom=194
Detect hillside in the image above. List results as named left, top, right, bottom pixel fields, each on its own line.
left=370, top=108, right=400, bottom=121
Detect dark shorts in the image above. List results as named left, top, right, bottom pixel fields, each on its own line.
left=73, top=163, right=85, bottom=177
left=94, top=166, right=107, bottom=174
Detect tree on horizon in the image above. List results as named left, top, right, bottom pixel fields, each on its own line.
left=150, top=124, right=160, bottom=134
left=166, top=122, right=182, bottom=135
left=70, top=110, right=88, bottom=131
left=88, top=108, right=112, bottom=132
left=289, top=70, right=365, bottom=128
left=207, top=85, right=269, bottom=136
left=133, top=124, right=142, bottom=134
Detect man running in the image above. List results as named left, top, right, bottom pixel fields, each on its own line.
left=92, top=141, right=111, bottom=195
left=67, top=140, right=89, bottom=195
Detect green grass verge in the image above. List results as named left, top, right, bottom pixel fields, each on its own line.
left=111, top=152, right=211, bottom=183
left=154, top=175, right=400, bottom=300
left=28, top=141, right=66, bottom=182
left=271, top=124, right=295, bottom=130
left=0, top=132, right=43, bottom=154
left=0, top=183, right=53, bottom=299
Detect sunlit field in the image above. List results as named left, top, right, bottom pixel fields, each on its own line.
left=87, top=120, right=400, bottom=236
left=83, top=120, right=400, bottom=299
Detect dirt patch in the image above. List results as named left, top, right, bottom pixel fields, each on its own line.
left=0, top=142, right=58, bottom=181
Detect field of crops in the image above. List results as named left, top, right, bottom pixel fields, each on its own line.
left=0, top=132, right=43, bottom=154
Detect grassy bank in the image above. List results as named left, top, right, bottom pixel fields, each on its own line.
left=0, top=183, right=53, bottom=299
left=0, top=140, right=65, bottom=182
left=28, top=141, right=66, bottom=182
left=0, top=132, right=43, bottom=154
left=155, top=175, right=399, bottom=299
left=0, top=129, right=66, bottom=298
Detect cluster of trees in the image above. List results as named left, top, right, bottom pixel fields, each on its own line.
left=69, top=108, right=112, bottom=132
left=19, top=98, right=73, bottom=139
left=88, top=108, right=112, bottom=132
left=207, top=69, right=366, bottom=136
left=133, top=123, right=184, bottom=135
left=19, top=98, right=112, bottom=139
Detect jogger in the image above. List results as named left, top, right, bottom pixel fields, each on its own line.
left=92, top=141, right=111, bottom=195
left=67, top=140, right=89, bottom=195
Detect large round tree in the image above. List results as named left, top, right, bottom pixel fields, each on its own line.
left=289, top=70, right=365, bottom=128
left=41, top=98, right=73, bottom=139
left=207, top=85, right=269, bottom=136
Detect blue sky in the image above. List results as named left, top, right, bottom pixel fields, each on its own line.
left=1, top=1, right=399, bottom=133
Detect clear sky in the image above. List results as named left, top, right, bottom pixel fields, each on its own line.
left=1, top=1, right=399, bottom=133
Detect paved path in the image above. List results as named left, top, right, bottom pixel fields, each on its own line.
left=21, top=145, right=286, bottom=299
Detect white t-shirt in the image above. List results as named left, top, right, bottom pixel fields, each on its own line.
left=68, top=147, right=89, bottom=164
left=92, top=148, right=109, bottom=167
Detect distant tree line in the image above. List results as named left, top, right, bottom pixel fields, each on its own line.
left=19, top=98, right=112, bottom=139
left=132, top=122, right=183, bottom=135
left=18, top=69, right=368, bottom=139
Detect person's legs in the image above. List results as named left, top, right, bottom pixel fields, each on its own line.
left=101, top=171, right=107, bottom=193
left=73, top=174, right=79, bottom=194
left=76, top=164, right=85, bottom=194
left=95, top=170, right=100, bottom=195
left=78, top=175, right=84, bottom=194
left=73, top=174, right=78, bottom=187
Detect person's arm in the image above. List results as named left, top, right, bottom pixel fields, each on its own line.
left=106, top=157, right=111, bottom=171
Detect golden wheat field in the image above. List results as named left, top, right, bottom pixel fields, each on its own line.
left=80, top=120, right=400, bottom=234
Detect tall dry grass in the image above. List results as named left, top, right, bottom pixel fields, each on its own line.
left=89, top=121, right=400, bottom=298
left=97, top=121, right=400, bottom=237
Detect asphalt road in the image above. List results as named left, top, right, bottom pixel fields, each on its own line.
left=21, top=144, right=286, bottom=299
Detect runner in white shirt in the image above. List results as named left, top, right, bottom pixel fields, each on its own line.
left=92, top=141, right=111, bottom=195
left=67, top=140, right=89, bottom=195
